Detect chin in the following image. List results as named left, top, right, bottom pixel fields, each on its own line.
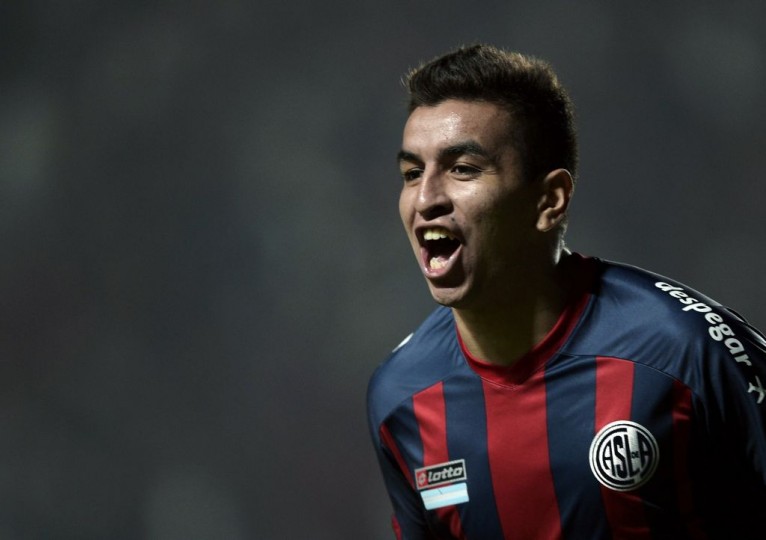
left=427, top=284, right=472, bottom=309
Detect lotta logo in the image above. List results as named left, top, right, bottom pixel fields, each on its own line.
left=417, top=471, right=428, bottom=488
left=414, top=459, right=467, bottom=491
left=589, top=421, right=659, bottom=491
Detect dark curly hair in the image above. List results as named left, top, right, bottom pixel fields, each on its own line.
left=404, top=44, right=578, bottom=183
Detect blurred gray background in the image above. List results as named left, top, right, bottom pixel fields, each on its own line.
left=2, top=1, right=765, bottom=538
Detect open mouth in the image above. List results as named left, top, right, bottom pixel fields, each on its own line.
left=421, top=227, right=461, bottom=271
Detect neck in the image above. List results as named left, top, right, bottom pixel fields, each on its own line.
left=454, top=251, right=576, bottom=366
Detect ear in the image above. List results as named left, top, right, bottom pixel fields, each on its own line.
left=536, top=169, right=574, bottom=232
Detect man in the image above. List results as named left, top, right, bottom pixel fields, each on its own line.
left=367, top=44, right=766, bottom=539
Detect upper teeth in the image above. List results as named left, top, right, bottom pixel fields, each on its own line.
left=423, top=228, right=456, bottom=241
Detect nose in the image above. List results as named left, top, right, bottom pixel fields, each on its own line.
left=414, top=172, right=452, bottom=220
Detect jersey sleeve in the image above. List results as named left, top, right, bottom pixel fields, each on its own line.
left=716, top=313, right=766, bottom=478
left=647, top=278, right=766, bottom=492
left=368, top=365, right=436, bottom=540
left=371, top=423, right=436, bottom=540
left=692, top=308, right=766, bottom=528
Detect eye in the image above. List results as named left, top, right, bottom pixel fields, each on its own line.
left=451, top=164, right=481, bottom=178
left=401, top=168, right=423, bottom=182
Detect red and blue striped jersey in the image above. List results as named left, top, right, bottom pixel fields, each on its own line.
left=367, top=254, right=766, bottom=539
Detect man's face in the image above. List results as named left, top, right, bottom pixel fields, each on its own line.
left=398, top=99, right=545, bottom=310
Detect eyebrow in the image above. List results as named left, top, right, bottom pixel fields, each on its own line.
left=397, top=140, right=493, bottom=165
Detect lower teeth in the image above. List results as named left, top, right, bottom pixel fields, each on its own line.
left=429, top=258, right=447, bottom=270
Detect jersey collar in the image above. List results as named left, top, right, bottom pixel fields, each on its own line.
left=458, top=253, right=597, bottom=387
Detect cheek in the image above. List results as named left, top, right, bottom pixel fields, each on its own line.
left=467, top=197, right=536, bottom=245
left=490, top=189, right=539, bottom=225
left=464, top=197, right=499, bottom=230
left=398, top=189, right=414, bottom=226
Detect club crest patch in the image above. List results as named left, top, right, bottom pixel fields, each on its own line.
left=589, top=420, right=659, bottom=491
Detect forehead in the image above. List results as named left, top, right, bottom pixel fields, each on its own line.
left=402, top=100, right=512, bottom=156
